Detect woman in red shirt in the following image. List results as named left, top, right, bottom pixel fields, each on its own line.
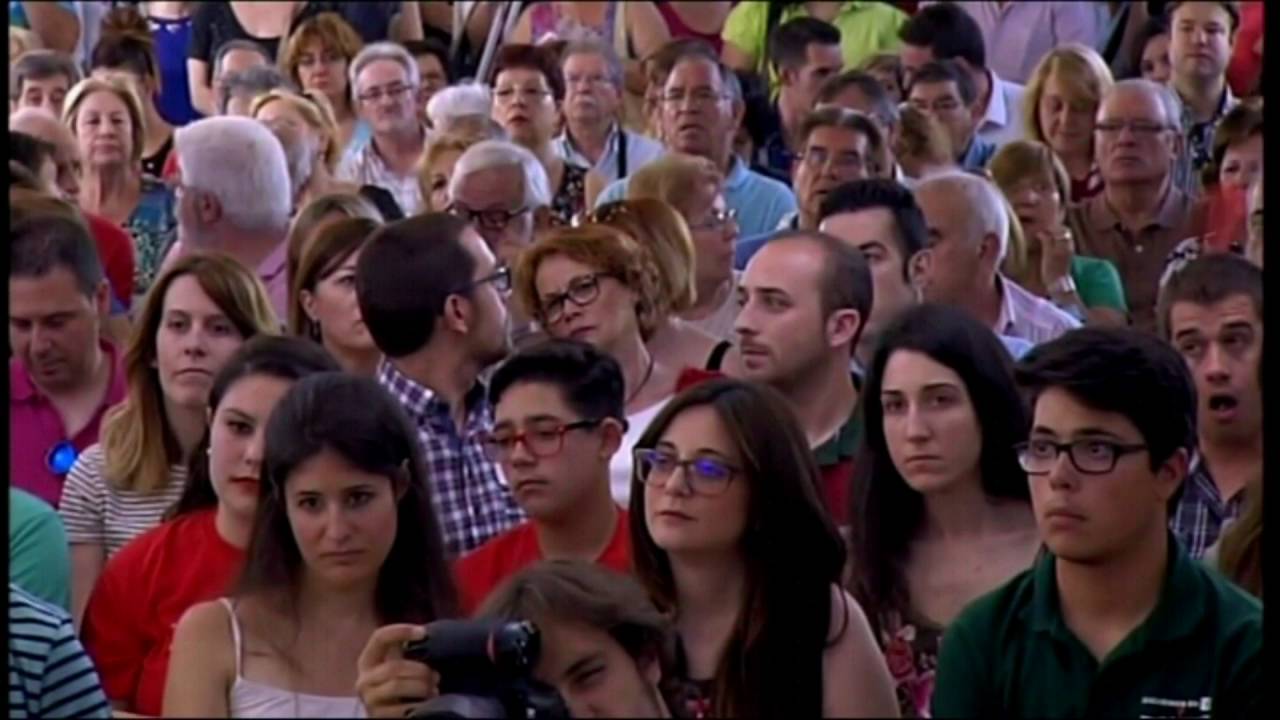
left=79, top=336, right=338, bottom=716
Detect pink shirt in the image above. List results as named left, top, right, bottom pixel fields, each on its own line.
left=9, top=341, right=127, bottom=508
left=160, top=240, right=289, bottom=326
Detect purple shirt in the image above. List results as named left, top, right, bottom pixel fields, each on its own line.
left=10, top=342, right=127, bottom=508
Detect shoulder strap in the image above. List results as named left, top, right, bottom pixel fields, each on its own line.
left=218, top=597, right=245, bottom=678
left=612, top=2, right=627, bottom=59
left=706, top=340, right=732, bottom=371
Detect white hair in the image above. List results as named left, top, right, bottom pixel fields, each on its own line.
left=349, top=42, right=420, bottom=95
left=1108, top=78, right=1183, bottom=128
left=175, top=116, right=292, bottom=234
left=448, top=139, right=552, bottom=210
left=427, top=83, right=492, bottom=128
left=919, top=172, right=1010, bottom=262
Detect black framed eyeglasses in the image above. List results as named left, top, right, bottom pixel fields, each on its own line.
left=459, top=265, right=512, bottom=295
left=538, top=273, right=613, bottom=325
left=1015, top=439, right=1149, bottom=476
left=46, top=440, right=78, bottom=476
left=480, top=419, right=603, bottom=462
left=633, top=448, right=740, bottom=497
left=447, top=203, right=532, bottom=232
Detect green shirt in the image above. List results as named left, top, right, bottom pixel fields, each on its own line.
left=721, top=1, right=907, bottom=90
left=8, top=488, right=72, bottom=611
left=932, top=534, right=1261, bottom=718
left=1070, top=255, right=1128, bottom=313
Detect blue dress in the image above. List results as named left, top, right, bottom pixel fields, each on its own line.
left=147, top=13, right=202, bottom=127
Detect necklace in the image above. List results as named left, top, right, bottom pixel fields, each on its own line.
left=625, top=351, right=656, bottom=407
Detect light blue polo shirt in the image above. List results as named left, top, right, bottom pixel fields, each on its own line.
left=595, top=155, right=797, bottom=238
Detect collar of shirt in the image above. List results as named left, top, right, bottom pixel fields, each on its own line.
left=361, top=123, right=429, bottom=174
left=11, top=339, right=123, bottom=404
left=724, top=154, right=751, bottom=192
left=812, top=399, right=862, bottom=466
left=994, top=273, right=1021, bottom=337
left=1181, top=83, right=1239, bottom=130
left=776, top=209, right=801, bottom=231
left=375, top=357, right=489, bottom=435
left=554, top=122, right=621, bottom=170
left=1089, top=182, right=1188, bottom=235
left=980, top=68, right=1013, bottom=131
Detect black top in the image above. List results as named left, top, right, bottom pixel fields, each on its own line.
left=360, top=185, right=404, bottom=221
left=187, top=3, right=324, bottom=79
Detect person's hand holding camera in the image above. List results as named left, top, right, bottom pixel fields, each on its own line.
left=357, top=624, right=440, bottom=718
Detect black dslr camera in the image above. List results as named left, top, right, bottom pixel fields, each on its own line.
left=405, top=619, right=569, bottom=719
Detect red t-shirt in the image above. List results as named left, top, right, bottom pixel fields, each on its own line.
left=81, top=508, right=245, bottom=716
left=455, top=507, right=633, bottom=615
left=84, top=212, right=136, bottom=309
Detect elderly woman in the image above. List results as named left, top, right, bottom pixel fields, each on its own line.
left=416, top=119, right=507, bottom=213
left=1023, top=44, right=1114, bottom=203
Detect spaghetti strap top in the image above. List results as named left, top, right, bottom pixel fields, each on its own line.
left=704, top=340, right=732, bottom=371
left=217, top=598, right=367, bottom=719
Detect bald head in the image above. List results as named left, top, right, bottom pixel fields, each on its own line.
left=10, top=107, right=80, bottom=200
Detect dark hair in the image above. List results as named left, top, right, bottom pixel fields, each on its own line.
left=767, top=17, right=841, bottom=73
left=899, top=2, right=987, bottom=69
left=794, top=106, right=885, bottom=173
left=402, top=38, right=453, bottom=84
left=355, top=212, right=476, bottom=358
left=237, top=372, right=458, bottom=627
left=477, top=560, right=671, bottom=665
left=9, top=130, right=57, bottom=176
left=818, top=179, right=928, bottom=283
left=290, top=216, right=381, bottom=339
left=1015, top=327, right=1197, bottom=471
left=10, top=49, right=83, bottom=100
left=908, top=59, right=977, bottom=106
left=1157, top=253, right=1263, bottom=340
left=489, top=339, right=626, bottom=423
left=630, top=379, right=845, bottom=719
left=641, top=38, right=718, bottom=85
left=1129, top=14, right=1170, bottom=79
left=90, top=6, right=159, bottom=81
left=10, top=213, right=104, bottom=297
left=1165, top=1, right=1241, bottom=32
left=220, top=65, right=293, bottom=113
left=560, top=37, right=625, bottom=89
left=168, top=336, right=340, bottom=519
left=768, top=230, right=873, bottom=349
left=213, top=38, right=273, bottom=78
left=491, top=43, right=565, bottom=102
left=849, top=304, right=1029, bottom=639
left=816, top=69, right=898, bottom=128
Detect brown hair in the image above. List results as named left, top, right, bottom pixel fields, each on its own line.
left=491, top=44, right=565, bottom=101
left=627, top=152, right=722, bottom=220
left=100, top=254, right=280, bottom=493
left=91, top=6, right=160, bottom=84
left=1022, top=44, right=1114, bottom=147
left=62, top=76, right=147, bottom=165
left=894, top=104, right=952, bottom=167
left=796, top=105, right=885, bottom=176
left=586, top=198, right=698, bottom=314
left=1203, top=99, right=1263, bottom=189
left=285, top=192, right=383, bottom=290
left=1157, top=252, right=1263, bottom=340
left=416, top=122, right=505, bottom=212
left=279, top=11, right=364, bottom=108
left=290, top=216, right=380, bottom=338
left=988, top=139, right=1074, bottom=279
left=1217, top=478, right=1262, bottom=598
left=250, top=88, right=343, bottom=171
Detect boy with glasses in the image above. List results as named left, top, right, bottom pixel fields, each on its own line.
left=456, top=340, right=632, bottom=614
left=932, top=327, right=1261, bottom=717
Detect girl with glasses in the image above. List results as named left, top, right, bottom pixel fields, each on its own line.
left=631, top=378, right=897, bottom=718
left=848, top=304, right=1038, bottom=718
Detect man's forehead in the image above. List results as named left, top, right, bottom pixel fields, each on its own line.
left=744, top=241, right=824, bottom=285
left=454, top=167, right=523, bottom=203
left=358, top=59, right=410, bottom=86
left=24, top=74, right=70, bottom=89
left=667, top=57, right=720, bottom=87
left=1170, top=294, right=1262, bottom=331
left=1099, top=89, right=1165, bottom=121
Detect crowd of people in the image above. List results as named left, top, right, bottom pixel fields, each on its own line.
left=8, top=2, right=1264, bottom=719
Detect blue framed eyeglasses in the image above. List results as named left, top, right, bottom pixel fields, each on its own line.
left=46, top=441, right=78, bottom=476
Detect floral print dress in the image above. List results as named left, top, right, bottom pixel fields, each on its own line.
left=880, top=609, right=945, bottom=718
left=126, top=176, right=179, bottom=303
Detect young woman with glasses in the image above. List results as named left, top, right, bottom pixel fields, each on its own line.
left=631, top=377, right=897, bottom=718
left=848, top=304, right=1038, bottom=718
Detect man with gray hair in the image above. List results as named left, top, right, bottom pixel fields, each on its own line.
left=1068, top=78, right=1200, bottom=332
left=210, top=39, right=272, bottom=116
left=166, top=116, right=293, bottom=319
left=220, top=65, right=292, bottom=117
left=338, top=41, right=427, bottom=217
left=915, top=171, right=1079, bottom=345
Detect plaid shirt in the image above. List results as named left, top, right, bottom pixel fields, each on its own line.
left=1170, top=455, right=1245, bottom=559
left=1177, top=84, right=1239, bottom=194
left=336, top=128, right=426, bottom=217
left=376, top=360, right=524, bottom=555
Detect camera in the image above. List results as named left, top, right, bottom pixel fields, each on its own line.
left=405, top=619, right=568, bottom=719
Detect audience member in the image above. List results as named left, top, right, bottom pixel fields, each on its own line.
left=1159, top=254, right=1262, bottom=558
left=1212, top=475, right=1262, bottom=598
left=11, top=49, right=81, bottom=118
left=1134, top=14, right=1173, bottom=84
left=204, top=38, right=272, bottom=113
left=60, top=254, right=279, bottom=626
left=139, top=1, right=200, bottom=127
left=79, top=336, right=338, bottom=716
left=989, top=140, right=1129, bottom=325
left=447, top=138, right=552, bottom=272
left=356, top=213, right=525, bottom=555
left=416, top=122, right=505, bottom=212
left=89, top=6, right=175, bottom=178
left=9, top=488, right=73, bottom=610
left=164, top=372, right=457, bottom=717
left=402, top=38, right=452, bottom=122
left=849, top=303, right=1038, bottom=718
left=915, top=173, right=1080, bottom=344
left=942, top=0, right=1106, bottom=85
left=638, top=37, right=718, bottom=142
left=457, top=341, right=632, bottom=613
left=9, top=25, right=42, bottom=65
left=10, top=213, right=123, bottom=510
left=907, top=60, right=995, bottom=171
left=279, top=11, right=371, bottom=158
left=1169, top=1, right=1241, bottom=178
left=1245, top=173, right=1262, bottom=267
left=632, top=378, right=898, bottom=717
left=1023, top=44, right=1115, bottom=202
left=220, top=63, right=293, bottom=117
left=291, top=216, right=382, bottom=376
left=736, top=230, right=871, bottom=525
left=425, top=82, right=496, bottom=132
left=1068, top=79, right=1202, bottom=332
left=186, top=2, right=300, bottom=117
left=892, top=104, right=957, bottom=184
left=861, top=52, right=906, bottom=104
left=816, top=69, right=902, bottom=180
left=753, top=17, right=844, bottom=179
left=284, top=192, right=384, bottom=294
left=932, top=327, right=1261, bottom=717
left=9, top=584, right=112, bottom=719
left=899, top=3, right=1026, bottom=147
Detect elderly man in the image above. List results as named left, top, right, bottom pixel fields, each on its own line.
left=219, top=65, right=291, bottom=117
left=915, top=172, right=1080, bottom=345
left=210, top=39, right=272, bottom=116
left=1068, top=79, right=1200, bottom=332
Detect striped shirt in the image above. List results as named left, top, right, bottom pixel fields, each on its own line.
left=58, top=444, right=187, bottom=559
left=8, top=585, right=112, bottom=719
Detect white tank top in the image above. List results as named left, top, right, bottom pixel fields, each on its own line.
left=218, top=598, right=368, bottom=719
left=608, top=396, right=673, bottom=506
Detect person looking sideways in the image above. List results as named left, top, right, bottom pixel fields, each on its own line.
left=10, top=213, right=124, bottom=510
left=284, top=192, right=384, bottom=299
left=1023, top=44, right=1115, bottom=203
left=337, top=42, right=428, bottom=217
left=1068, top=78, right=1201, bottom=333
left=989, top=140, right=1129, bottom=326
left=11, top=49, right=81, bottom=118
left=79, top=336, right=338, bottom=717
left=290, top=217, right=382, bottom=376
left=279, top=12, right=370, bottom=159
left=1158, top=254, right=1262, bottom=559
left=415, top=121, right=505, bottom=213
left=596, top=50, right=798, bottom=239
left=932, top=327, right=1262, bottom=717
left=356, top=213, right=525, bottom=555
left=898, top=3, right=1025, bottom=148
left=915, top=172, right=1080, bottom=345
left=89, top=7, right=174, bottom=179
left=220, top=64, right=293, bottom=117
left=628, top=153, right=742, bottom=343
left=9, top=487, right=73, bottom=610
left=1133, top=14, right=1174, bottom=85
left=447, top=138, right=553, bottom=272
left=60, top=254, right=280, bottom=627
left=63, top=75, right=178, bottom=303
left=402, top=39, right=451, bottom=124
left=734, top=230, right=869, bottom=527
left=165, top=372, right=458, bottom=718
left=359, top=560, right=673, bottom=718
left=631, top=378, right=898, bottom=717
left=1168, top=1, right=1241, bottom=178
left=816, top=69, right=902, bottom=181
left=891, top=105, right=957, bottom=185
left=848, top=304, right=1038, bottom=718
left=455, top=341, right=633, bottom=614
left=10, top=583, right=112, bottom=720
left=906, top=60, right=995, bottom=172
left=515, top=224, right=683, bottom=506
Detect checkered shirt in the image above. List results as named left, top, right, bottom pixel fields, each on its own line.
left=1170, top=455, right=1244, bottom=559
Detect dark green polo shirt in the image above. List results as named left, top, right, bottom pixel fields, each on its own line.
left=931, top=533, right=1261, bottom=718
left=813, top=406, right=861, bottom=527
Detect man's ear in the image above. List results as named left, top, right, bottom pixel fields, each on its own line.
left=1154, top=447, right=1190, bottom=504
left=598, top=417, right=626, bottom=461
left=195, top=188, right=223, bottom=227
left=441, top=293, right=471, bottom=334
left=827, top=308, right=862, bottom=351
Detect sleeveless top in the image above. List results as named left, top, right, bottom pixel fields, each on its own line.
left=656, top=2, right=724, bottom=55
left=879, top=608, right=945, bottom=719
left=217, top=599, right=367, bottom=719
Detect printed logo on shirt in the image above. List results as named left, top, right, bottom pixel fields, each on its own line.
left=1139, top=695, right=1211, bottom=718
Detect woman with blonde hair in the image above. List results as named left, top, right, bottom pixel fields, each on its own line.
left=416, top=118, right=507, bottom=213
left=289, top=216, right=382, bottom=375
left=284, top=192, right=383, bottom=294
left=893, top=105, right=955, bottom=185
left=279, top=11, right=370, bottom=157
left=58, top=253, right=280, bottom=625
left=1023, top=44, right=1114, bottom=202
